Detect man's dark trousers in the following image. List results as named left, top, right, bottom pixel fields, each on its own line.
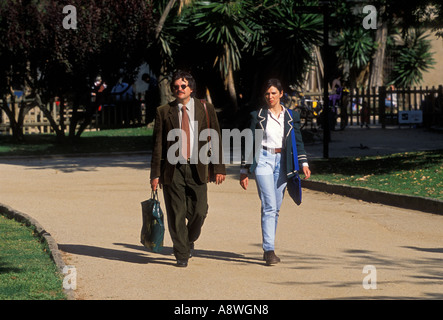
left=163, top=163, right=208, bottom=261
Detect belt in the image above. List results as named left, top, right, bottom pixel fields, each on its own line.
left=176, top=158, right=192, bottom=167
left=262, top=146, right=282, bottom=154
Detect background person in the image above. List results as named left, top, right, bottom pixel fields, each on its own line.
left=385, top=84, right=397, bottom=108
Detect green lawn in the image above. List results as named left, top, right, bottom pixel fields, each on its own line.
left=0, top=215, right=66, bottom=300
left=0, top=127, right=153, bottom=157
left=0, top=127, right=154, bottom=300
left=309, top=150, right=443, bottom=200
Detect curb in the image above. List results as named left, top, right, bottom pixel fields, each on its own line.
left=302, top=180, right=443, bottom=215
left=0, top=203, right=75, bottom=300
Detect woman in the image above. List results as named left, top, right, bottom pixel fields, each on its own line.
left=240, top=79, right=311, bottom=266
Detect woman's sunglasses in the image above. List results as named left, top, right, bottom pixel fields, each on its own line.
left=173, top=84, right=188, bottom=90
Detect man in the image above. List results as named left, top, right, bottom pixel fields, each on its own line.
left=141, top=73, right=160, bottom=125
left=150, top=70, right=226, bottom=267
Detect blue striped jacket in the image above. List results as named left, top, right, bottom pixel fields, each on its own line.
left=241, top=107, right=308, bottom=176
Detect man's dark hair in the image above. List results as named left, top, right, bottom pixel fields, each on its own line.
left=170, top=70, right=196, bottom=96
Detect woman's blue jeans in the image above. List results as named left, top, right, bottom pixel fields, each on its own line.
left=254, top=149, right=287, bottom=252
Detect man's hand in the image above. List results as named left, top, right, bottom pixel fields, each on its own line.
left=150, top=178, right=161, bottom=191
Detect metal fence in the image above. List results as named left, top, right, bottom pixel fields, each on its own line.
left=0, top=94, right=151, bottom=135
left=348, top=85, right=443, bottom=128
left=2, top=85, right=443, bottom=134
left=291, top=85, right=443, bottom=130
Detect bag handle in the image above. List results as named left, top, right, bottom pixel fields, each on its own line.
left=288, top=109, right=300, bottom=172
left=201, top=99, right=211, bottom=143
left=151, top=190, right=159, bottom=200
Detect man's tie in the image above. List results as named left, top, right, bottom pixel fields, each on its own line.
left=181, top=105, right=190, bottom=160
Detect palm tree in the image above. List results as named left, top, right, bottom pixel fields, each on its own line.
left=336, top=28, right=376, bottom=88
left=258, top=0, right=323, bottom=88
left=191, top=0, right=258, bottom=111
left=156, top=0, right=194, bottom=39
left=389, top=28, right=435, bottom=87
left=154, top=0, right=194, bottom=105
left=152, top=0, right=325, bottom=113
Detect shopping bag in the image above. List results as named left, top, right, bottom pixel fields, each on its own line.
left=140, top=190, right=165, bottom=253
left=287, top=172, right=302, bottom=205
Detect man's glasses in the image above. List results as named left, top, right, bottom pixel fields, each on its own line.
left=173, top=84, right=188, bottom=90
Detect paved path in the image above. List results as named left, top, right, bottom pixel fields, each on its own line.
left=1, top=127, right=443, bottom=300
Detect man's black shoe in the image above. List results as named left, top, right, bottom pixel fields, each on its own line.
left=189, top=243, right=195, bottom=258
left=176, top=259, right=188, bottom=268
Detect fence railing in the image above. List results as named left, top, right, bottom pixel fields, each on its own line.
left=0, top=93, right=151, bottom=135
left=2, top=85, right=443, bottom=134
left=291, top=85, right=443, bottom=130
left=349, top=85, right=443, bottom=128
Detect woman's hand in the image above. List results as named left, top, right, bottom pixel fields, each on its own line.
left=302, top=166, right=311, bottom=180
left=240, top=173, right=248, bottom=190
left=215, top=174, right=226, bottom=185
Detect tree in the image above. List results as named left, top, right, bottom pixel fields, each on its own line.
left=332, top=0, right=440, bottom=89
left=191, top=0, right=258, bottom=111
left=336, top=28, right=377, bottom=88
left=257, top=0, right=323, bottom=89
left=389, top=28, right=436, bottom=87
left=155, top=0, right=194, bottom=38
left=152, top=0, right=194, bottom=105
left=0, top=0, right=155, bottom=141
left=369, top=4, right=388, bottom=88
left=150, top=0, right=324, bottom=114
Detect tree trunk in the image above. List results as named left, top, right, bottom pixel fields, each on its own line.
left=155, top=0, right=177, bottom=39
left=69, top=104, right=79, bottom=139
left=34, top=93, right=65, bottom=140
left=369, top=8, right=387, bottom=88
left=226, top=64, right=238, bottom=112
left=155, top=1, right=179, bottom=106
left=223, top=43, right=238, bottom=112
left=59, top=96, right=66, bottom=133
left=1, top=95, right=24, bottom=141
left=158, top=62, right=173, bottom=106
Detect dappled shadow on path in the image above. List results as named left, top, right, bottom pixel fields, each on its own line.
left=58, top=243, right=173, bottom=266
left=115, top=243, right=263, bottom=266
left=0, top=154, right=150, bottom=173
left=57, top=242, right=443, bottom=298
left=58, top=242, right=263, bottom=267
left=269, top=246, right=443, bottom=300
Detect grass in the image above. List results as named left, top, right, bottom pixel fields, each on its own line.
left=0, top=127, right=153, bottom=299
left=0, top=215, right=66, bottom=300
left=309, top=150, right=443, bottom=200
left=0, top=127, right=153, bottom=157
